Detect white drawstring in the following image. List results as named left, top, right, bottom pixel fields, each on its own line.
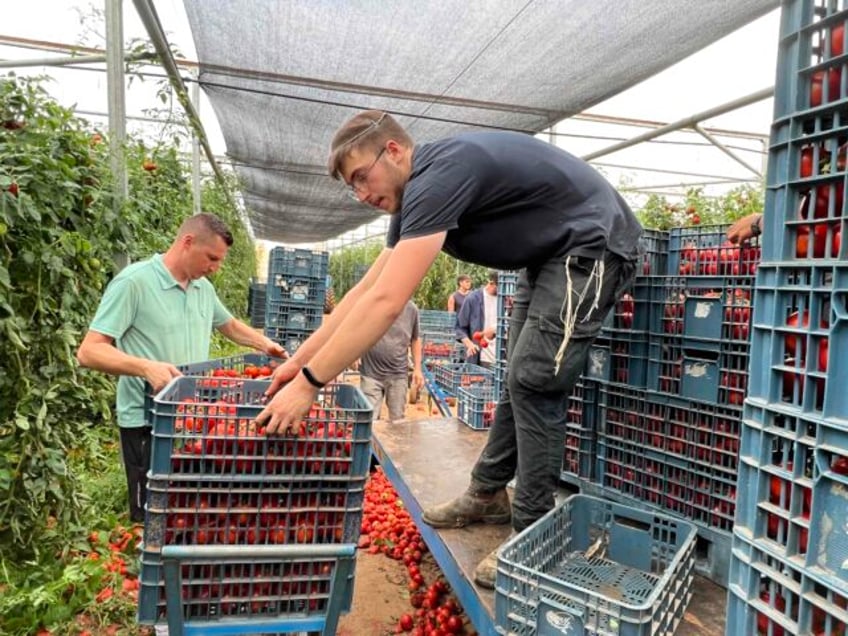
left=553, top=257, right=605, bottom=375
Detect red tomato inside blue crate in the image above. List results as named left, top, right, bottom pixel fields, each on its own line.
left=172, top=388, right=351, bottom=475
left=166, top=379, right=355, bottom=478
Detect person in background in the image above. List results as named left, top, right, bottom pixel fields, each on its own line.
left=447, top=274, right=472, bottom=314
left=76, top=213, right=286, bottom=524
left=456, top=271, right=498, bottom=367
left=257, top=110, right=640, bottom=589
left=358, top=300, right=424, bottom=422
left=726, top=212, right=764, bottom=244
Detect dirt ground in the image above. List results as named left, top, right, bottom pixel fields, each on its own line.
left=336, top=385, right=453, bottom=635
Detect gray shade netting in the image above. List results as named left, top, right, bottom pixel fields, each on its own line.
left=183, top=0, right=778, bottom=243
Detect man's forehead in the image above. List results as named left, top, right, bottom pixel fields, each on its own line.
left=339, top=146, right=370, bottom=179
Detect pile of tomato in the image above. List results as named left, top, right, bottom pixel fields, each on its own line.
left=361, top=468, right=473, bottom=635
left=208, top=363, right=276, bottom=379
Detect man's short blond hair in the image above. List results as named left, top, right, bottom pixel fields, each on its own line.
left=327, top=110, right=413, bottom=179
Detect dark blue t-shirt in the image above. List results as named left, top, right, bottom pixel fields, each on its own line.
left=386, top=131, right=642, bottom=270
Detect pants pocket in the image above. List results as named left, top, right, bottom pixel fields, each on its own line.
left=511, top=314, right=583, bottom=394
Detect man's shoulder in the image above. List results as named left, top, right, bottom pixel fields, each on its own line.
left=113, top=257, right=156, bottom=281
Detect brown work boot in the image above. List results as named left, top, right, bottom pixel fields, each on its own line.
left=474, top=531, right=516, bottom=589
left=422, top=488, right=511, bottom=528
left=474, top=546, right=499, bottom=589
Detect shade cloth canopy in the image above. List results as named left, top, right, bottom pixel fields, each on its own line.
left=183, top=0, right=778, bottom=243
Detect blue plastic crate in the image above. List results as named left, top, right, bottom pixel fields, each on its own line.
left=638, top=228, right=669, bottom=277
left=759, top=3, right=848, bottom=266
left=264, top=326, right=313, bottom=354
left=138, top=544, right=355, bottom=626
left=744, top=263, right=844, bottom=420
left=248, top=279, right=267, bottom=328
left=143, top=354, right=282, bottom=422
left=177, top=353, right=278, bottom=378
left=495, top=495, right=695, bottom=636
left=268, top=246, right=328, bottom=280
left=143, top=478, right=365, bottom=552
left=430, top=361, right=493, bottom=396
left=148, top=377, right=373, bottom=478
left=418, top=309, right=455, bottom=331
left=727, top=531, right=848, bottom=636
left=597, top=386, right=741, bottom=534
left=267, top=275, right=326, bottom=306
left=666, top=224, right=761, bottom=278
left=584, top=334, right=648, bottom=388
left=265, top=302, right=323, bottom=331
left=456, top=383, right=497, bottom=430
left=561, top=381, right=598, bottom=484
left=421, top=331, right=458, bottom=363
left=602, top=279, right=652, bottom=334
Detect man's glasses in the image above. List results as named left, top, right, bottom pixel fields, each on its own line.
left=347, top=147, right=386, bottom=200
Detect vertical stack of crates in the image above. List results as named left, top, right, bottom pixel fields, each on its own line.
left=247, top=278, right=267, bottom=329
left=492, top=271, right=518, bottom=396
left=265, top=247, right=328, bottom=354
left=139, top=372, right=373, bottom=633
left=581, top=225, right=761, bottom=587
left=452, top=274, right=514, bottom=431
left=418, top=309, right=459, bottom=367
left=726, top=4, right=848, bottom=634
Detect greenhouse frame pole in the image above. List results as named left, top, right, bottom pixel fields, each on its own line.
left=191, top=71, right=202, bottom=215
left=0, top=51, right=154, bottom=69
left=582, top=87, right=775, bottom=162
left=105, top=0, right=130, bottom=270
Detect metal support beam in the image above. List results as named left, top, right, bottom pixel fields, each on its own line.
left=694, top=124, right=763, bottom=178
left=105, top=0, right=129, bottom=270
left=131, top=0, right=253, bottom=239
left=0, top=50, right=153, bottom=69
left=190, top=71, right=202, bottom=215
left=582, top=87, right=775, bottom=161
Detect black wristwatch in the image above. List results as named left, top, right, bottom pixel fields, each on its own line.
left=301, top=366, right=326, bottom=389
left=750, top=214, right=763, bottom=237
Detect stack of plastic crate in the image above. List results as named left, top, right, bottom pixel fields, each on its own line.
left=139, top=375, right=373, bottom=634
left=265, top=247, right=328, bottom=353
left=582, top=224, right=759, bottom=587
left=584, top=229, right=668, bottom=389
left=419, top=309, right=461, bottom=368
left=726, top=5, right=848, bottom=634
left=493, top=270, right=518, bottom=395
left=247, top=278, right=267, bottom=329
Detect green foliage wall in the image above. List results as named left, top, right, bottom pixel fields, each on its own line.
left=0, top=75, right=253, bottom=561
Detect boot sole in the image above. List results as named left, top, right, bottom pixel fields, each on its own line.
left=421, top=511, right=511, bottom=529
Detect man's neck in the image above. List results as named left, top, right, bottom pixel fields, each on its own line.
left=161, top=249, right=190, bottom=288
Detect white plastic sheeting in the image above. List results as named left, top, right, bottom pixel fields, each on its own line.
left=183, top=0, right=778, bottom=243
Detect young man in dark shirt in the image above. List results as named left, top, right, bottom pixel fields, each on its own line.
left=257, top=110, right=642, bottom=588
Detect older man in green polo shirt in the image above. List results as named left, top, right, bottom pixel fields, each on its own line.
left=77, top=212, right=285, bottom=523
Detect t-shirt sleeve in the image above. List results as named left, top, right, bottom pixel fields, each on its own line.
left=410, top=305, right=420, bottom=340
left=398, top=161, right=479, bottom=241
left=89, top=277, right=138, bottom=340
left=212, top=290, right=233, bottom=328
left=386, top=214, right=401, bottom=248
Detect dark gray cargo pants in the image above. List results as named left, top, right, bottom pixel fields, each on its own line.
left=471, top=251, right=636, bottom=531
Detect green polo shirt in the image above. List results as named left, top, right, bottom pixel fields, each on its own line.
left=89, top=254, right=233, bottom=427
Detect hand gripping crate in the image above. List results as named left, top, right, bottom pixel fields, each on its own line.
left=495, top=495, right=696, bottom=636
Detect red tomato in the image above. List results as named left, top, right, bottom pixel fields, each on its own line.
left=832, top=24, right=845, bottom=57
left=800, top=146, right=814, bottom=178
left=811, top=71, right=824, bottom=107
